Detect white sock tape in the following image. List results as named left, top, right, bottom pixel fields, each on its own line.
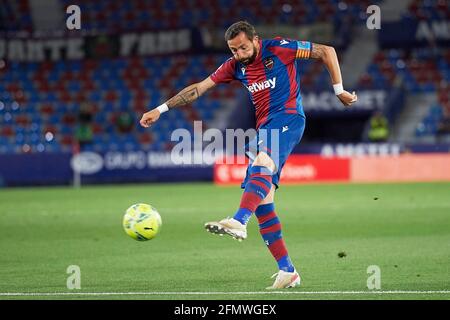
left=333, top=83, right=344, bottom=96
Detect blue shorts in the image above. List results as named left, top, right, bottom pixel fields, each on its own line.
left=241, top=113, right=306, bottom=189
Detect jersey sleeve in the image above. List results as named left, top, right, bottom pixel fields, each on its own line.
left=295, top=40, right=312, bottom=60
left=210, top=58, right=236, bottom=84
left=269, top=37, right=312, bottom=63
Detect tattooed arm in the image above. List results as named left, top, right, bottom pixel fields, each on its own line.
left=165, top=77, right=215, bottom=109
left=140, top=77, right=216, bottom=128
left=310, top=43, right=357, bottom=107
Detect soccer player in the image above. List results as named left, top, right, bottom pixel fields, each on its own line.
left=140, top=21, right=357, bottom=289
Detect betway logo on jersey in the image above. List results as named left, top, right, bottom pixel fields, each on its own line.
left=245, top=77, right=276, bottom=93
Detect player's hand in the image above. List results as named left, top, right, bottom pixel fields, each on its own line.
left=140, top=109, right=161, bottom=128
left=337, top=90, right=357, bottom=107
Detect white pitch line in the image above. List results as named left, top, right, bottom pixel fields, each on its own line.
left=0, top=291, right=449, bottom=296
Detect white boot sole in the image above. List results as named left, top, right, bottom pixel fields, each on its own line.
left=204, top=222, right=247, bottom=241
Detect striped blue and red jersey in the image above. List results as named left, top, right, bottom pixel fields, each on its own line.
left=210, top=37, right=312, bottom=129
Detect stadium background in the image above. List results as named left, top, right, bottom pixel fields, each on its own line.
left=0, top=0, right=449, bottom=300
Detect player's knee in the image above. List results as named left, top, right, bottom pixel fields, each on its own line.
left=252, top=152, right=276, bottom=172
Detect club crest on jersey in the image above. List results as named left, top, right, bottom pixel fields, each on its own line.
left=263, top=58, right=274, bottom=70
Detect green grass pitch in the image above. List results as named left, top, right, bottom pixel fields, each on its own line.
left=0, top=182, right=449, bottom=300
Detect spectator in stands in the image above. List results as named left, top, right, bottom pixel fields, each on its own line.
left=92, top=35, right=115, bottom=58
left=436, top=116, right=450, bottom=142
left=115, top=111, right=134, bottom=134
left=368, top=111, right=389, bottom=142
left=75, top=103, right=94, bottom=149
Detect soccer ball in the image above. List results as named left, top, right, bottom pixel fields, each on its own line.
left=122, top=203, right=162, bottom=241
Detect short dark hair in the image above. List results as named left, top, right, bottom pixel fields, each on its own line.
left=224, top=21, right=256, bottom=41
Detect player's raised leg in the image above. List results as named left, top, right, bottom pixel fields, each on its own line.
left=205, top=152, right=275, bottom=240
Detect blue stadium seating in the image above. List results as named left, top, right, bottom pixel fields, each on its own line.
left=0, top=53, right=240, bottom=153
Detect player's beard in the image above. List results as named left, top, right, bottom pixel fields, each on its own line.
left=240, top=44, right=258, bottom=66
